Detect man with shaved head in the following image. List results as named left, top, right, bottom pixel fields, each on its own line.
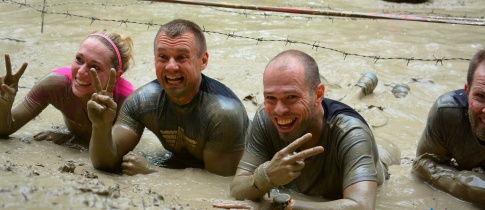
left=229, top=49, right=388, bottom=210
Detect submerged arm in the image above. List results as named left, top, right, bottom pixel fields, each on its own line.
left=412, top=153, right=485, bottom=206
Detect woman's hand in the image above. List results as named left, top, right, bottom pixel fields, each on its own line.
left=0, top=54, right=28, bottom=105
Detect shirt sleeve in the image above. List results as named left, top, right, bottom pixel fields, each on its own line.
left=237, top=106, right=275, bottom=172
left=22, top=72, right=68, bottom=116
left=116, top=89, right=147, bottom=135
left=334, top=114, right=381, bottom=189
left=204, top=97, right=249, bottom=153
left=416, top=100, right=452, bottom=162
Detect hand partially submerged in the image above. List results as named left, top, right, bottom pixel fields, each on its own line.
left=34, top=130, right=74, bottom=145
left=122, top=151, right=159, bottom=175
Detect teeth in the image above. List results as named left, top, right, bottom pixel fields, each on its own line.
left=166, top=75, right=183, bottom=84
left=166, top=75, right=182, bottom=80
left=278, top=118, right=295, bottom=125
left=76, top=78, right=90, bottom=86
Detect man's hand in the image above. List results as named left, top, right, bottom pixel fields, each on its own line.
left=0, top=54, right=28, bottom=105
left=121, top=151, right=159, bottom=175
left=33, top=130, right=74, bottom=145
left=87, top=68, right=117, bottom=126
left=266, top=133, right=324, bottom=186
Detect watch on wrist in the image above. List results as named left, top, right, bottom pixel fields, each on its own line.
left=273, top=193, right=292, bottom=210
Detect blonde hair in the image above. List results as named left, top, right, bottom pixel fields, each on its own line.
left=85, top=29, right=135, bottom=73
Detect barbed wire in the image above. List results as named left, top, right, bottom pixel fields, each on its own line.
left=1, top=0, right=472, bottom=64
left=1, top=0, right=144, bottom=7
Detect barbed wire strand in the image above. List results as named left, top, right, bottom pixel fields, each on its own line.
left=0, top=0, right=472, bottom=65
left=143, top=0, right=485, bottom=26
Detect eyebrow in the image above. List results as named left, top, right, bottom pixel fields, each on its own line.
left=77, top=52, right=104, bottom=65
left=264, top=89, right=299, bottom=95
left=156, top=46, right=191, bottom=54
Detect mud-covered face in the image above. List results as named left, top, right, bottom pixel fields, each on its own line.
left=154, top=32, right=208, bottom=105
left=466, top=61, right=485, bottom=143
left=263, top=62, right=316, bottom=142
left=71, top=37, right=114, bottom=100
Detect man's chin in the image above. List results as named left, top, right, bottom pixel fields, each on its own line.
left=277, top=131, right=301, bottom=143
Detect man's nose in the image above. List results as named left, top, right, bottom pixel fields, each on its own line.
left=166, top=58, right=179, bottom=70
left=274, top=100, right=289, bottom=115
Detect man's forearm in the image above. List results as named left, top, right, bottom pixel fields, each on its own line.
left=290, top=198, right=362, bottom=210
left=230, top=175, right=268, bottom=201
left=413, top=154, right=485, bottom=206
left=89, top=124, right=120, bottom=172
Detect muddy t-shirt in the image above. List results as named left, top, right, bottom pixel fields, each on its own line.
left=238, top=98, right=385, bottom=199
left=418, top=89, right=485, bottom=169
left=21, top=67, right=134, bottom=138
left=117, top=74, right=249, bottom=168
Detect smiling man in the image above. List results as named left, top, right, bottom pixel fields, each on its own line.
left=229, top=50, right=388, bottom=209
left=88, top=19, right=249, bottom=177
left=413, top=49, right=485, bottom=207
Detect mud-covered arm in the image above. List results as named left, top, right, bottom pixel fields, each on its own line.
left=413, top=153, right=485, bottom=206
left=88, top=69, right=141, bottom=172
left=203, top=149, right=244, bottom=176
left=287, top=181, right=376, bottom=210
left=203, top=100, right=249, bottom=176
left=0, top=54, right=29, bottom=137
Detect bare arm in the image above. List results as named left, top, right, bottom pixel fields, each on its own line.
left=88, top=69, right=140, bottom=172
left=287, top=181, right=376, bottom=210
left=0, top=54, right=29, bottom=136
left=412, top=153, right=485, bottom=207
left=203, top=149, right=244, bottom=176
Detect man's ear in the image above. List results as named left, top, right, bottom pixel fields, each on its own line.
left=200, top=51, right=209, bottom=71
left=316, top=83, right=325, bottom=103
left=465, top=82, right=469, bottom=95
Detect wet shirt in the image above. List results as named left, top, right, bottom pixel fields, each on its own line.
left=238, top=98, right=384, bottom=199
left=418, top=89, right=485, bottom=169
left=117, top=74, right=249, bottom=168
left=22, top=67, right=135, bottom=138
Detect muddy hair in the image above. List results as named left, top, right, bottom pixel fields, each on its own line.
left=265, top=49, right=321, bottom=94
left=467, top=49, right=485, bottom=87
left=86, top=29, right=135, bottom=73
left=154, top=19, right=207, bottom=57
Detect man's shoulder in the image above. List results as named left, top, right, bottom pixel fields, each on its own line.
left=200, top=74, right=241, bottom=101
left=435, top=89, right=467, bottom=109
left=323, top=98, right=368, bottom=127
left=131, top=79, right=162, bottom=96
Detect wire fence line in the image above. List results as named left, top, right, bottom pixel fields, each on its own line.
left=1, top=0, right=472, bottom=64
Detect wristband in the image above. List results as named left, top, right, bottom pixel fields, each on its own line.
left=254, top=161, right=278, bottom=192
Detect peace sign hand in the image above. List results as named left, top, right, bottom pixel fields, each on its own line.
left=87, top=68, right=117, bottom=126
left=1, top=54, right=28, bottom=105
left=266, top=133, right=324, bottom=186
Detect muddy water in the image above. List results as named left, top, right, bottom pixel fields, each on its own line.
left=1, top=0, right=484, bottom=209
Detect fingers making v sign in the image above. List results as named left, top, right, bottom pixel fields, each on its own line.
left=87, top=68, right=118, bottom=125
left=266, top=133, right=325, bottom=186
left=1, top=54, right=28, bottom=104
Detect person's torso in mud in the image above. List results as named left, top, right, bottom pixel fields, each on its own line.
left=419, top=89, right=485, bottom=169
left=238, top=98, right=387, bottom=199
left=23, top=67, right=134, bottom=141
left=117, top=74, right=249, bottom=168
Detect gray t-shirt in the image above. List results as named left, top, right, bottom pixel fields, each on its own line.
left=238, top=98, right=385, bottom=199
left=418, top=89, right=485, bottom=169
left=117, top=74, right=249, bottom=168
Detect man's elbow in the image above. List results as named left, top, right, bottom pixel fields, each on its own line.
left=91, top=157, right=119, bottom=173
